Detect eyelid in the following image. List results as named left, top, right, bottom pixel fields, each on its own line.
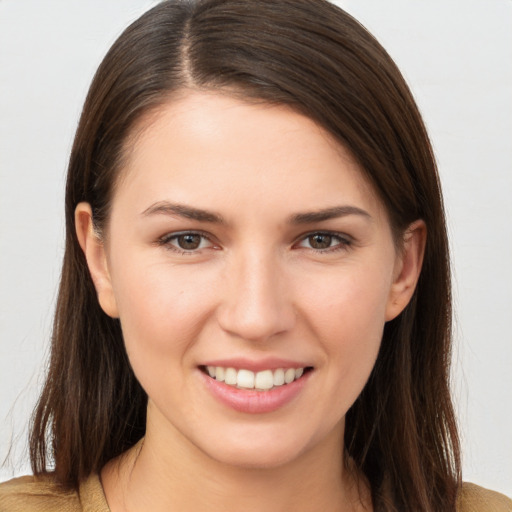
left=156, top=229, right=353, bottom=254
left=294, top=231, right=353, bottom=251
left=157, top=230, right=218, bottom=252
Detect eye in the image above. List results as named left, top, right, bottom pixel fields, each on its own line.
left=174, top=233, right=203, bottom=250
left=296, top=232, right=351, bottom=252
left=158, top=231, right=215, bottom=253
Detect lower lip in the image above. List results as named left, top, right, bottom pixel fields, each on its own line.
left=201, top=370, right=311, bottom=414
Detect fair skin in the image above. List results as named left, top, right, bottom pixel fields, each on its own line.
left=76, top=91, right=425, bottom=512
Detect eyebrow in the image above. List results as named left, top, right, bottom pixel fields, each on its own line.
left=141, top=201, right=371, bottom=225
left=289, top=205, right=372, bottom=224
left=141, top=201, right=225, bottom=224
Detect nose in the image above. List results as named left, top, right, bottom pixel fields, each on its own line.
left=216, top=250, right=296, bottom=342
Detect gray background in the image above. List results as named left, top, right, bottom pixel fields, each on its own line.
left=1, top=0, right=511, bottom=495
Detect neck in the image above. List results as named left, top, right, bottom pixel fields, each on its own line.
left=102, top=410, right=370, bottom=512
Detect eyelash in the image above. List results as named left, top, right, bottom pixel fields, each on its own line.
left=157, top=230, right=353, bottom=255
left=295, top=231, right=353, bottom=253
left=157, top=231, right=216, bottom=255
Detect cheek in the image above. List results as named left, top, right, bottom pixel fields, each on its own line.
left=109, top=256, right=218, bottom=370
left=299, top=265, right=392, bottom=394
left=301, top=264, right=392, bottom=342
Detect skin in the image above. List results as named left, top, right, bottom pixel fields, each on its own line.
left=76, top=91, right=425, bottom=512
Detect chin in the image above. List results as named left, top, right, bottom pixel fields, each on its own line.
left=189, top=422, right=328, bottom=471
left=205, top=441, right=305, bottom=470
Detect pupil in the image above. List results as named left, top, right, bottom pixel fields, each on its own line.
left=178, top=234, right=201, bottom=250
left=310, top=234, right=331, bottom=249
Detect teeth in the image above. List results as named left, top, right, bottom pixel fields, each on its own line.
left=216, top=366, right=225, bottom=382
left=273, top=368, right=285, bottom=386
left=255, top=369, right=274, bottom=390
left=284, top=368, right=296, bottom=384
left=205, top=366, right=307, bottom=391
left=237, top=369, right=255, bottom=389
left=224, top=367, right=237, bottom=385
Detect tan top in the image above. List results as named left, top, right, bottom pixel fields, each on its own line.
left=0, top=473, right=511, bottom=511
left=0, top=473, right=107, bottom=512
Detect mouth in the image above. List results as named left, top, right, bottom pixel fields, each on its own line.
left=200, top=365, right=314, bottom=391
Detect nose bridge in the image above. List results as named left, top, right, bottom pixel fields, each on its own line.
left=217, top=246, right=295, bottom=342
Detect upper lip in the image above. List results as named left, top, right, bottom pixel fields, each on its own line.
left=200, top=357, right=312, bottom=372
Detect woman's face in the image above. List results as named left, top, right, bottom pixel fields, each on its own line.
left=79, top=91, right=422, bottom=469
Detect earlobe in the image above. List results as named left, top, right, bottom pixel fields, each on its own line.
left=75, top=202, right=119, bottom=318
left=385, top=220, right=426, bottom=321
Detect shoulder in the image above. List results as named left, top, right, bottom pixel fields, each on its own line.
left=458, top=482, right=512, bottom=512
left=0, top=473, right=80, bottom=511
left=0, top=472, right=108, bottom=512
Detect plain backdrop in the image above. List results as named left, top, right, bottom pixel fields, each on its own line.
left=1, top=0, right=511, bottom=496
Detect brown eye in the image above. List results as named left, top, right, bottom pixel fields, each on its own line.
left=158, top=231, right=216, bottom=254
left=296, top=232, right=351, bottom=253
left=307, top=234, right=333, bottom=249
left=176, top=234, right=202, bottom=250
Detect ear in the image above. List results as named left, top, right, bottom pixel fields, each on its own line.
left=75, top=202, right=119, bottom=318
left=385, top=219, right=426, bottom=321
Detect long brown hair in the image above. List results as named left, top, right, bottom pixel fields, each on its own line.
left=30, top=1, right=461, bottom=510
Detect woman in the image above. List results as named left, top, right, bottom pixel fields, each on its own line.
left=0, top=1, right=510, bottom=511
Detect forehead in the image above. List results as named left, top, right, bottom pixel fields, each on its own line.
left=113, top=91, right=386, bottom=224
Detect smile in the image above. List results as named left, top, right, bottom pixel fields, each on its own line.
left=203, top=366, right=310, bottom=391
